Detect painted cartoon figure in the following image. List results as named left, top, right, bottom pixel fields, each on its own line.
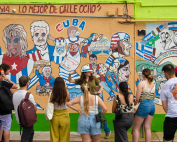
left=117, top=59, right=131, bottom=82
left=105, top=58, right=132, bottom=94
left=110, top=32, right=132, bottom=57
left=35, top=66, right=55, bottom=93
left=89, top=54, right=116, bottom=101
left=0, top=24, right=34, bottom=84
left=27, top=20, right=55, bottom=63
left=104, top=32, right=133, bottom=100
left=59, top=26, right=100, bottom=88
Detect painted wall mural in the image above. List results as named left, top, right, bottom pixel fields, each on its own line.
left=0, top=12, right=134, bottom=112
left=136, top=22, right=177, bottom=105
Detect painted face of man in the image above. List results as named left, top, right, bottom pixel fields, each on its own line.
left=119, top=38, right=132, bottom=56
left=43, top=68, right=51, bottom=78
left=6, top=37, right=21, bottom=57
left=69, top=30, right=77, bottom=38
left=89, top=57, right=97, bottom=66
left=33, top=27, right=47, bottom=46
left=118, top=64, right=130, bottom=81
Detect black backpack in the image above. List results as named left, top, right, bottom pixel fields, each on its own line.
left=0, top=81, right=14, bottom=114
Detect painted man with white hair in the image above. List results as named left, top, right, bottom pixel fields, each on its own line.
left=27, top=20, right=55, bottom=62
left=35, top=66, right=55, bottom=87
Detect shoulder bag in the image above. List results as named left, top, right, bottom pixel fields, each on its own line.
left=133, top=84, right=154, bottom=114
left=45, top=92, right=54, bottom=121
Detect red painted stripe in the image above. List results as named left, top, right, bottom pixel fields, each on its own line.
left=32, top=53, right=37, bottom=61
left=144, top=54, right=151, bottom=59
left=37, top=50, right=42, bottom=60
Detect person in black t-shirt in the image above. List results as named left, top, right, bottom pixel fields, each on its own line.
left=0, top=69, right=18, bottom=142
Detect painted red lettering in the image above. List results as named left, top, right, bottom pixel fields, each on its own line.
left=91, top=5, right=96, bottom=13
left=49, top=5, right=57, bottom=13
left=59, top=5, right=64, bottom=14
left=22, top=6, right=27, bottom=13
left=70, top=5, right=73, bottom=13
left=44, top=5, right=48, bottom=14
left=74, top=5, right=77, bottom=13
left=83, top=5, right=87, bottom=13
left=0, top=6, right=5, bottom=12
left=79, top=5, right=84, bottom=13
left=56, top=23, right=64, bottom=32
left=29, top=6, right=34, bottom=13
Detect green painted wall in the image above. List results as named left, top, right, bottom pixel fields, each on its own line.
left=134, top=0, right=177, bottom=20
left=0, top=0, right=176, bottom=20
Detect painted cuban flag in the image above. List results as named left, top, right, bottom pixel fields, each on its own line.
left=51, top=38, right=66, bottom=64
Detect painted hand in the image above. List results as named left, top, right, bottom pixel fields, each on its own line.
left=70, top=70, right=76, bottom=74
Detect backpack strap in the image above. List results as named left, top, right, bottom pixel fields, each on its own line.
left=25, top=92, right=31, bottom=100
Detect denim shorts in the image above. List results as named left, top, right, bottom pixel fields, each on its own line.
left=0, top=114, right=12, bottom=131
left=136, top=99, right=155, bottom=118
left=78, top=113, right=101, bottom=135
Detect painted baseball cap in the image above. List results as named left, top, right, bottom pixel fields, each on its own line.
left=81, top=65, right=93, bottom=72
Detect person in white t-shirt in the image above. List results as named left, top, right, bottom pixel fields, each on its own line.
left=160, top=64, right=177, bottom=142
left=13, top=76, right=37, bottom=142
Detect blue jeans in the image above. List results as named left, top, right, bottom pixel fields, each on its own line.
left=98, top=106, right=110, bottom=134
left=136, top=99, right=155, bottom=118
left=78, top=113, right=101, bottom=135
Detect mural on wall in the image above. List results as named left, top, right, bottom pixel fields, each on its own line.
left=79, top=32, right=133, bottom=101
left=0, top=17, right=134, bottom=109
left=136, top=22, right=177, bottom=105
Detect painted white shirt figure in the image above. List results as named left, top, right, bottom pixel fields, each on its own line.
left=36, top=44, right=50, bottom=61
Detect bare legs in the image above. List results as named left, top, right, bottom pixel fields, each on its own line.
left=3, top=131, right=10, bottom=142
left=81, top=134, right=100, bottom=142
left=132, top=115, right=153, bottom=142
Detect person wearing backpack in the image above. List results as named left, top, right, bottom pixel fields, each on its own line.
left=0, top=69, right=18, bottom=142
left=13, top=76, right=37, bottom=142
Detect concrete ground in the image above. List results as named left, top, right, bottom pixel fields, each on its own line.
left=8, top=131, right=177, bottom=142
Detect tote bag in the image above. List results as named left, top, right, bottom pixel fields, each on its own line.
left=45, top=92, right=54, bottom=121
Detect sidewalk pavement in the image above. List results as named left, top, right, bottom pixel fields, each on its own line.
left=9, top=131, right=177, bottom=142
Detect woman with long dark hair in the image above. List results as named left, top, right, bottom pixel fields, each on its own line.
left=132, top=68, right=155, bottom=142
left=50, top=77, right=70, bottom=142
left=112, top=82, right=135, bottom=142
left=69, top=65, right=103, bottom=95
left=67, top=83, right=107, bottom=142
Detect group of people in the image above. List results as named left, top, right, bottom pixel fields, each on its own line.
left=0, top=62, right=177, bottom=142
left=48, top=63, right=177, bottom=142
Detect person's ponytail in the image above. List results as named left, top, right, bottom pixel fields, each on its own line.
left=123, top=89, right=130, bottom=107
left=119, top=82, right=130, bottom=106
left=81, top=84, right=89, bottom=116
left=147, top=74, right=153, bottom=83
